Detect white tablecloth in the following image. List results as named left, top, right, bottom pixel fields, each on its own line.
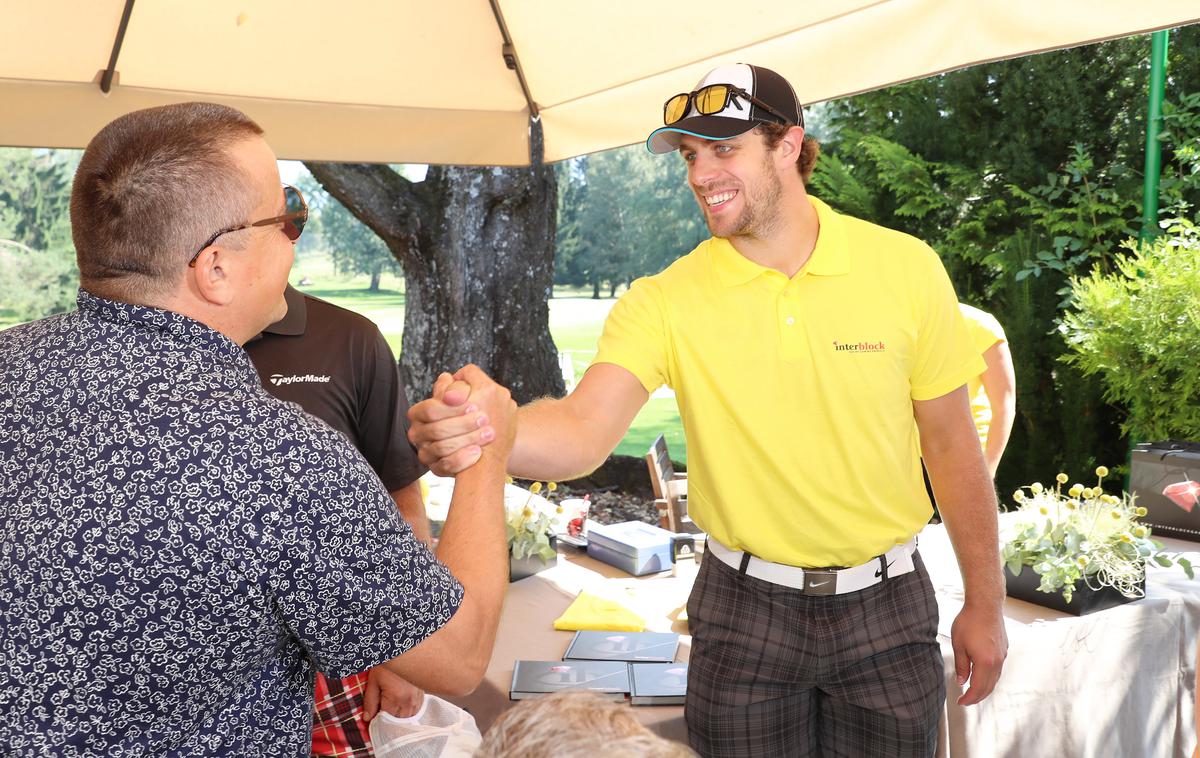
left=922, top=522, right=1200, bottom=758
left=434, top=494, right=1200, bottom=757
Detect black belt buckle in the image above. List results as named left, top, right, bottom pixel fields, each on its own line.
left=802, top=568, right=837, bottom=595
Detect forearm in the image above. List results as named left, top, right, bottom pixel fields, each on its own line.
left=383, top=453, right=508, bottom=694
left=923, top=437, right=1004, bottom=609
left=507, top=397, right=614, bottom=481
left=980, top=341, right=1016, bottom=478
left=433, top=455, right=508, bottom=667
left=391, top=482, right=432, bottom=546
left=507, top=365, right=648, bottom=481
left=982, top=400, right=1014, bottom=478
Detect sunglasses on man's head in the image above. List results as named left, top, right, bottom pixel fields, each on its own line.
left=188, top=183, right=308, bottom=267
left=663, top=83, right=798, bottom=129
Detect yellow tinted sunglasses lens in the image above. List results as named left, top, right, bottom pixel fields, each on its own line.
left=664, top=94, right=690, bottom=125
left=695, top=85, right=731, bottom=115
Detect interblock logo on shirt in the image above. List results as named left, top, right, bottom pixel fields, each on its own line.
left=269, top=373, right=332, bottom=386
left=832, top=340, right=887, bottom=353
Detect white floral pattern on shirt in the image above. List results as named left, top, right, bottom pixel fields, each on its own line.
left=0, top=291, right=464, bottom=757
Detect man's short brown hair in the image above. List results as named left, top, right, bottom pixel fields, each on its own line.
left=71, top=102, right=264, bottom=301
left=756, top=122, right=820, bottom=185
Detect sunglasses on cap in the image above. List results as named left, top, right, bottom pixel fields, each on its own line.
left=188, top=183, right=308, bottom=267
left=663, top=83, right=797, bottom=128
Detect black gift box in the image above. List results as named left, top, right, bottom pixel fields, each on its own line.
left=1004, top=565, right=1142, bottom=616
left=1131, top=440, right=1200, bottom=542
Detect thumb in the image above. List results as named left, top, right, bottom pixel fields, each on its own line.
left=953, top=640, right=970, bottom=687
left=363, top=677, right=380, bottom=722
left=442, top=379, right=472, bottom=408
left=431, top=372, right=454, bottom=400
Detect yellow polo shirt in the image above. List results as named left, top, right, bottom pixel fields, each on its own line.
left=593, top=196, right=983, bottom=567
left=958, top=303, right=1007, bottom=449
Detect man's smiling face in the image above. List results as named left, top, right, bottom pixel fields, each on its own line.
left=679, top=130, right=784, bottom=242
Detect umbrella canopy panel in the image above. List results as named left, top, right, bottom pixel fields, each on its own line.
left=2, top=0, right=1198, bottom=165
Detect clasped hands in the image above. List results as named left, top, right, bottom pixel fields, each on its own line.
left=408, top=364, right=511, bottom=475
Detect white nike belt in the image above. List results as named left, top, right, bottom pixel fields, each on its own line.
left=706, top=538, right=917, bottom=595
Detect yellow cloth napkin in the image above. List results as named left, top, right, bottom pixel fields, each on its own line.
left=553, top=591, right=646, bottom=632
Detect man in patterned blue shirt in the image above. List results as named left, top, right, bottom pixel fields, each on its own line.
left=0, top=102, right=515, bottom=756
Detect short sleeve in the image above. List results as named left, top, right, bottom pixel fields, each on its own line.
left=356, top=327, right=425, bottom=492
left=259, top=420, right=463, bottom=679
left=909, top=248, right=986, bottom=401
left=592, top=278, right=671, bottom=393
left=959, top=303, right=1007, bottom=354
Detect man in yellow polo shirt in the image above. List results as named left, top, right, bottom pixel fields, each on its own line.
left=959, top=303, right=1017, bottom=477
left=408, top=64, right=1006, bottom=758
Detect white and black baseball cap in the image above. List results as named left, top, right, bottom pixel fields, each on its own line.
left=647, top=63, right=804, bottom=154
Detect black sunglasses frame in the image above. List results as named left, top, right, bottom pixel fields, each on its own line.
left=663, top=84, right=802, bottom=130
left=188, top=184, right=308, bottom=267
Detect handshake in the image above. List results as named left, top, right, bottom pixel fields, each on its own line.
left=408, top=364, right=515, bottom=476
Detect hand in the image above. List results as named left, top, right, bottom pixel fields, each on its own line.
left=363, top=665, right=425, bottom=720
left=452, top=364, right=516, bottom=465
left=950, top=602, right=1007, bottom=705
left=408, top=369, right=500, bottom=475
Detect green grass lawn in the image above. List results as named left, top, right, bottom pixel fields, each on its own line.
left=291, top=254, right=686, bottom=461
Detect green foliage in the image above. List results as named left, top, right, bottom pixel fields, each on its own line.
left=0, top=148, right=80, bottom=322
left=1157, top=91, right=1200, bottom=222
left=1007, top=145, right=1136, bottom=286
left=555, top=147, right=704, bottom=296
left=1062, top=222, right=1200, bottom=441
left=295, top=173, right=398, bottom=289
left=808, top=152, right=875, bottom=219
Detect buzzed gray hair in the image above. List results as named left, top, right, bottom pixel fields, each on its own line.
left=70, top=102, right=264, bottom=302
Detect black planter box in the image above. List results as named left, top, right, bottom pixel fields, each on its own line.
left=509, top=534, right=558, bottom=582
left=1004, top=565, right=1143, bottom=616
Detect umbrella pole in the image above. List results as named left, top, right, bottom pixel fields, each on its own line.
left=1139, top=29, right=1169, bottom=243
left=1126, top=29, right=1170, bottom=491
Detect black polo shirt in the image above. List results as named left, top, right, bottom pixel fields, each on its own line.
left=245, top=285, right=424, bottom=492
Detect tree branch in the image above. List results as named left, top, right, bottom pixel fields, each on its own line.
left=303, top=162, right=429, bottom=255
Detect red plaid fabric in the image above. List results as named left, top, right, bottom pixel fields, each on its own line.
left=312, top=671, right=374, bottom=758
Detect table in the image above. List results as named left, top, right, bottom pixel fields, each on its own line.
left=922, top=523, right=1200, bottom=758
left=447, top=524, right=1200, bottom=757
left=448, top=543, right=695, bottom=741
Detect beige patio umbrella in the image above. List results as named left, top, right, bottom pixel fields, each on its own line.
left=2, top=0, right=1198, bottom=166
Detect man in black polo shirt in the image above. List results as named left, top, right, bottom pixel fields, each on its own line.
left=246, top=283, right=429, bottom=757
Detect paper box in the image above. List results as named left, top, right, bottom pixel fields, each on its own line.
left=1131, top=440, right=1200, bottom=542
left=587, top=521, right=675, bottom=576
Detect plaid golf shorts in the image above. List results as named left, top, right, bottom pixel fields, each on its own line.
left=685, top=549, right=944, bottom=758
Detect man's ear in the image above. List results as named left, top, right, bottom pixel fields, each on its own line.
left=190, top=246, right=237, bottom=306
left=775, top=125, right=806, bottom=170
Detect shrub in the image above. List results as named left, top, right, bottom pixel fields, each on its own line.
left=1062, top=221, right=1200, bottom=441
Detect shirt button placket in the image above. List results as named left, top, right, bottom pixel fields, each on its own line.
left=779, top=287, right=805, bottom=361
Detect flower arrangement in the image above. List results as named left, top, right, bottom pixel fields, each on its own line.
left=506, top=479, right=559, bottom=564
left=1001, top=466, right=1194, bottom=603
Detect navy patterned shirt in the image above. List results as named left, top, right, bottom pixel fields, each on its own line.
left=0, top=291, right=464, bottom=756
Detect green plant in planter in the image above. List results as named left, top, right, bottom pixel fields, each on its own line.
left=506, top=480, right=558, bottom=563
left=1062, top=220, right=1200, bottom=441
left=1001, top=466, right=1194, bottom=603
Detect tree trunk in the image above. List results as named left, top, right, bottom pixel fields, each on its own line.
left=305, top=122, right=564, bottom=406
left=591, top=279, right=601, bottom=299
left=369, top=267, right=381, bottom=292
